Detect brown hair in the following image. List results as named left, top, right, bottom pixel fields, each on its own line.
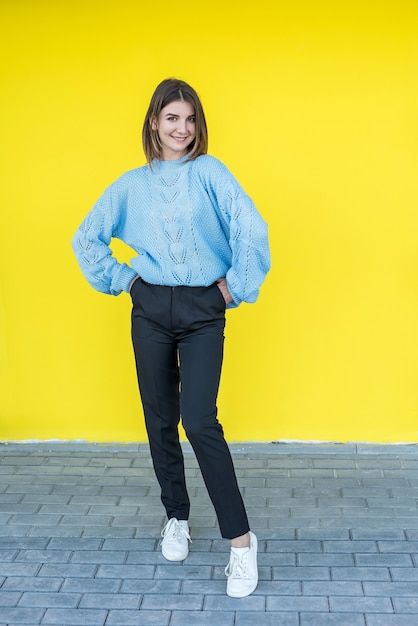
left=142, top=78, right=208, bottom=163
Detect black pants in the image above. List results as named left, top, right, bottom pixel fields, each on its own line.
left=131, top=278, right=249, bottom=539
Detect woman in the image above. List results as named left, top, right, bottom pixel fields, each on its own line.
left=72, top=78, right=270, bottom=597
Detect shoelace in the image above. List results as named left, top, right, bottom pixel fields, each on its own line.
left=161, top=519, right=191, bottom=544
left=225, top=549, right=250, bottom=579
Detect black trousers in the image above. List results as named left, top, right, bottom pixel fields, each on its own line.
left=130, top=278, right=250, bottom=539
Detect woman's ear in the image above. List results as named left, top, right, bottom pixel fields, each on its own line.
left=151, top=117, right=157, bottom=131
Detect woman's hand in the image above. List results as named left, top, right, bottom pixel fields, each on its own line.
left=216, top=277, right=233, bottom=305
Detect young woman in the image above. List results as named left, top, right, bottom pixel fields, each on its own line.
left=72, top=78, right=270, bottom=598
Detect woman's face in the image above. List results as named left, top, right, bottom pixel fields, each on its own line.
left=153, top=100, right=196, bottom=160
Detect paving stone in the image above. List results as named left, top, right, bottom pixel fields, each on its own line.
left=0, top=537, right=49, bottom=550
left=18, top=592, right=80, bottom=608
left=141, top=594, right=203, bottom=610
left=323, top=540, right=377, bottom=553
left=0, top=591, right=22, bottom=607
left=96, top=564, right=155, bottom=579
left=303, top=581, right=363, bottom=595
left=78, top=593, right=140, bottom=609
left=392, top=597, right=418, bottom=613
left=300, top=614, right=366, bottom=625
left=15, top=550, right=72, bottom=563
left=154, top=565, right=212, bottom=580
left=363, top=582, right=418, bottom=596
left=0, top=504, right=39, bottom=514
left=329, top=596, right=393, bottom=612
left=262, top=580, right=303, bottom=594
left=38, top=564, right=97, bottom=578
left=41, top=607, right=108, bottom=625
left=101, top=538, right=156, bottom=551
left=0, top=608, right=45, bottom=624
left=273, top=566, right=330, bottom=581
left=390, top=568, right=418, bottom=581
left=298, top=553, right=354, bottom=567
left=266, top=595, right=328, bottom=611
left=82, top=526, right=136, bottom=538
left=0, top=549, right=18, bottom=561
left=378, top=541, right=418, bottom=553
left=269, top=517, right=321, bottom=529
left=355, top=554, right=413, bottom=567
left=258, top=528, right=297, bottom=540
left=29, top=525, right=85, bottom=538
left=266, top=540, right=321, bottom=552
left=106, top=609, right=171, bottom=625
left=236, top=613, right=299, bottom=626
left=38, top=504, right=90, bottom=515
left=10, top=514, right=62, bottom=526
left=121, top=580, right=180, bottom=594
left=331, top=567, right=390, bottom=581
left=47, top=538, right=102, bottom=550
left=60, top=514, right=113, bottom=526
left=22, top=495, right=71, bottom=504
left=0, top=564, right=41, bottom=577
left=297, top=529, right=350, bottom=540
left=259, top=552, right=295, bottom=566
left=180, top=580, right=230, bottom=595
left=351, top=529, right=406, bottom=540
left=171, top=611, right=236, bottom=625
left=366, top=616, right=418, bottom=626
left=61, top=578, right=121, bottom=593
left=1, top=577, right=63, bottom=592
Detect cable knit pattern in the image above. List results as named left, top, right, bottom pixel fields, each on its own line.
left=72, top=154, right=270, bottom=307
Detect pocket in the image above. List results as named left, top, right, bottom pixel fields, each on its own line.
left=130, top=276, right=142, bottom=300
left=212, top=282, right=227, bottom=310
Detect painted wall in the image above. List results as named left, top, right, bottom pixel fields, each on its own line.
left=1, top=1, right=418, bottom=442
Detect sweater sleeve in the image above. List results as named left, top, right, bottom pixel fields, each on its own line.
left=205, top=159, right=271, bottom=307
left=72, top=182, right=138, bottom=296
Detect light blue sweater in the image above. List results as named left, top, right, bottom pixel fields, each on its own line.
left=72, top=154, right=270, bottom=308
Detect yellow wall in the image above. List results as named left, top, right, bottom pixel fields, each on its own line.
left=1, top=0, right=418, bottom=442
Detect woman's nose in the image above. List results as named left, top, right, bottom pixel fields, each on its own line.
left=177, top=119, right=187, bottom=134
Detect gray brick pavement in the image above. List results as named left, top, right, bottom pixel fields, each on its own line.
left=0, top=441, right=417, bottom=625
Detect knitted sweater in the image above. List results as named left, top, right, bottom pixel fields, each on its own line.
left=72, top=154, right=270, bottom=308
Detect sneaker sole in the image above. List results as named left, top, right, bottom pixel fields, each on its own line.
left=161, top=547, right=189, bottom=562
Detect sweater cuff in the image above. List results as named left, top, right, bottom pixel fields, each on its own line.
left=112, top=264, right=139, bottom=295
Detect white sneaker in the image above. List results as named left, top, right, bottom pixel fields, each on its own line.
left=161, top=518, right=191, bottom=561
left=225, top=531, right=258, bottom=598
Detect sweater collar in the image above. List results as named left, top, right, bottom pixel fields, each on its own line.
left=151, top=154, right=190, bottom=172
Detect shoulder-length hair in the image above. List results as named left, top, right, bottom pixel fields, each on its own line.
left=142, top=78, right=208, bottom=164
